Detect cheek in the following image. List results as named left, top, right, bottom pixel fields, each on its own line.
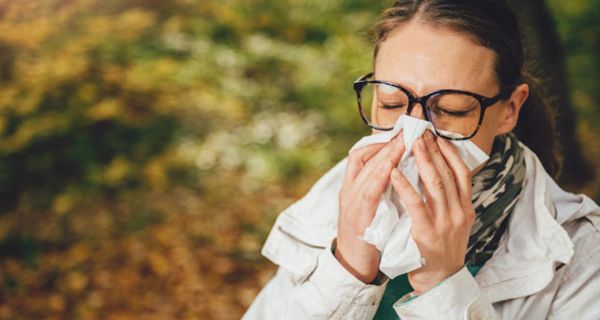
left=468, top=103, right=508, bottom=155
left=466, top=127, right=496, bottom=176
left=467, top=128, right=496, bottom=176
left=469, top=130, right=495, bottom=156
left=469, top=113, right=501, bottom=155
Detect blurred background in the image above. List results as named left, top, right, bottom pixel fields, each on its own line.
left=0, top=0, right=598, bottom=318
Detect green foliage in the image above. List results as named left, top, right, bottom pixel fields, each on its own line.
left=548, top=0, right=600, bottom=125
left=0, top=1, right=188, bottom=209
left=0, top=0, right=390, bottom=211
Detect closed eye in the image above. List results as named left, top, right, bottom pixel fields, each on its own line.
left=381, top=103, right=408, bottom=110
left=441, top=109, right=470, bottom=116
left=432, top=105, right=476, bottom=117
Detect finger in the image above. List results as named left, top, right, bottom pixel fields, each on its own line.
left=345, top=142, right=386, bottom=187
left=351, top=157, right=394, bottom=211
left=390, top=168, right=433, bottom=230
left=413, top=135, right=448, bottom=218
left=353, top=133, right=405, bottom=188
left=423, top=131, right=462, bottom=217
left=389, top=132, right=406, bottom=165
left=437, top=137, right=473, bottom=207
left=347, top=134, right=405, bottom=212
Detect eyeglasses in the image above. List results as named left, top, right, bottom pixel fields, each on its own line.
left=353, top=73, right=514, bottom=140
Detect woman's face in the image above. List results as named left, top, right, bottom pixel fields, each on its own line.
left=374, top=20, right=528, bottom=160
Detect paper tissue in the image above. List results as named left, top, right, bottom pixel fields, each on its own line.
left=349, top=114, right=489, bottom=279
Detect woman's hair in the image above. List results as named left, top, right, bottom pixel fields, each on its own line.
left=372, top=0, right=561, bottom=177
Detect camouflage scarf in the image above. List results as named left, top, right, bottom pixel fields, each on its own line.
left=465, top=132, right=526, bottom=266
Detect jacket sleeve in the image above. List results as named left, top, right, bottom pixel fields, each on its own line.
left=243, top=238, right=387, bottom=319
left=392, top=266, right=500, bottom=320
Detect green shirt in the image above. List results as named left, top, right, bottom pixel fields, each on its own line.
left=372, top=265, right=482, bottom=319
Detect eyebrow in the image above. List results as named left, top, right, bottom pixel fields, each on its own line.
left=373, top=74, right=493, bottom=97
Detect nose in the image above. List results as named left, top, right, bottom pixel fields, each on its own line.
left=408, top=103, right=426, bottom=120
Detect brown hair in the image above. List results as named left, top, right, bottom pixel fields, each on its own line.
left=372, top=0, right=561, bottom=177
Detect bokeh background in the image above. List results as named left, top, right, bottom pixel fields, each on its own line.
left=0, top=0, right=598, bottom=319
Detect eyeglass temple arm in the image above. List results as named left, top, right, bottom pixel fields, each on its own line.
left=354, top=72, right=373, bottom=83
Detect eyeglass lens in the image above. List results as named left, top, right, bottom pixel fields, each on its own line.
left=360, top=83, right=482, bottom=138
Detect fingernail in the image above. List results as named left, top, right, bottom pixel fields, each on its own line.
left=391, top=168, right=399, bottom=179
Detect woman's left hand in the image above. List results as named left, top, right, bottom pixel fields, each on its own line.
left=390, top=130, right=475, bottom=294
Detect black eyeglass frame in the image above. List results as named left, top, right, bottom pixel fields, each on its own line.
left=353, top=72, right=514, bottom=140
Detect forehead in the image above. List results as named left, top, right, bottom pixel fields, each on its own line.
left=375, top=20, right=498, bottom=96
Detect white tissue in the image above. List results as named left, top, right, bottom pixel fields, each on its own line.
left=348, top=115, right=489, bottom=279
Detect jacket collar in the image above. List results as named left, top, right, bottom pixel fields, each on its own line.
left=476, top=143, right=590, bottom=303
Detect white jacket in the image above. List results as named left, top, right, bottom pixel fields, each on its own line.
left=243, top=145, right=600, bottom=319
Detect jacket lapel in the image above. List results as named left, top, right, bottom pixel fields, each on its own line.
left=475, top=145, right=575, bottom=304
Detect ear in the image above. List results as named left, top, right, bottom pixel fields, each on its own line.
left=495, top=83, right=529, bottom=135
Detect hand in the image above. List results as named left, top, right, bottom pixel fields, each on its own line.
left=390, top=130, right=475, bottom=294
left=335, top=134, right=406, bottom=284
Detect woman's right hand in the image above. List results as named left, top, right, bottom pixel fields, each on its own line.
left=335, top=134, right=406, bottom=283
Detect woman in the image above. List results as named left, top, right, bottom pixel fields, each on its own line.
left=244, top=0, right=600, bottom=319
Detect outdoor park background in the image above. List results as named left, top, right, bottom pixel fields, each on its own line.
left=0, top=0, right=599, bottom=319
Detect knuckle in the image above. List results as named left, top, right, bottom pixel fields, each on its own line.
left=396, top=174, right=410, bottom=188
left=452, top=214, right=466, bottom=227
left=393, top=138, right=405, bottom=152
left=383, top=160, right=394, bottom=172
left=374, top=168, right=388, bottom=182
left=444, top=170, right=455, bottom=183
left=431, top=177, right=445, bottom=191
left=349, top=151, right=368, bottom=166
left=430, top=144, right=440, bottom=155
left=405, top=195, right=422, bottom=208
left=460, top=194, right=473, bottom=206
left=406, top=198, right=427, bottom=215
left=465, top=209, right=476, bottom=223
left=360, top=188, right=379, bottom=204
left=359, top=155, right=370, bottom=167
left=456, top=164, right=469, bottom=176
left=414, top=201, right=427, bottom=212
left=348, top=151, right=360, bottom=162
